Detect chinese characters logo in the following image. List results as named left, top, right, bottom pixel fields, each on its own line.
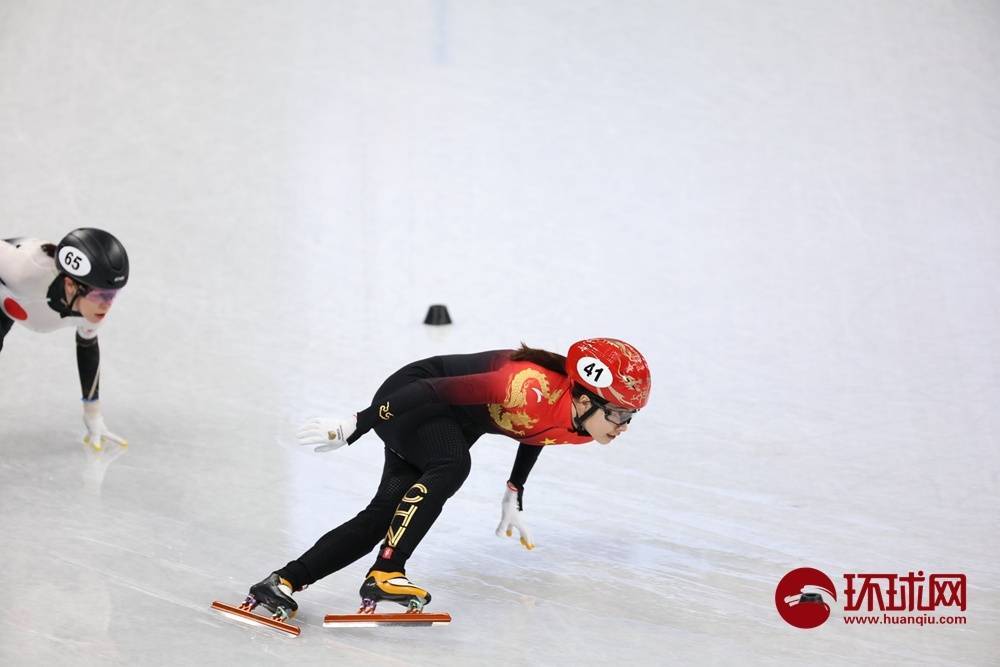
left=776, top=568, right=968, bottom=629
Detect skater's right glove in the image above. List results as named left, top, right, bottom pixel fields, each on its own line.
left=296, top=416, right=358, bottom=453
left=496, top=481, right=534, bottom=550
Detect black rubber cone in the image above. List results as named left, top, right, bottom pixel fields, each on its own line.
left=424, top=304, right=452, bottom=325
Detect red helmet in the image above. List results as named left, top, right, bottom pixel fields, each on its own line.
left=566, top=338, right=651, bottom=410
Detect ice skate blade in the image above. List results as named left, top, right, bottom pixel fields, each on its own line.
left=211, top=601, right=300, bottom=636
left=323, top=612, right=451, bottom=628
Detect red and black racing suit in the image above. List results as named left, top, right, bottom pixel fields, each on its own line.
left=277, top=349, right=592, bottom=588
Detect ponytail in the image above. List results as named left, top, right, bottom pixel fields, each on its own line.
left=509, top=343, right=567, bottom=377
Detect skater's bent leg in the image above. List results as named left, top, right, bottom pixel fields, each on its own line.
left=276, top=448, right=420, bottom=588
left=373, top=418, right=472, bottom=573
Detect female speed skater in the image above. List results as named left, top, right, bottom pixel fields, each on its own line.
left=0, top=229, right=130, bottom=449
left=243, top=337, right=651, bottom=619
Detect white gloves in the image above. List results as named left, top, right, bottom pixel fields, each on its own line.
left=297, top=416, right=358, bottom=453
left=82, top=400, right=127, bottom=451
left=496, top=482, right=534, bottom=550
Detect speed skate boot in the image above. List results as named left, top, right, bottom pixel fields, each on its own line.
left=358, top=570, right=431, bottom=614
left=245, top=573, right=299, bottom=622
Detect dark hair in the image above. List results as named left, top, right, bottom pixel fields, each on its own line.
left=509, top=343, right=567, bottom=377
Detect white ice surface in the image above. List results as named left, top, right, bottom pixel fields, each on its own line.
left=1, top=2, right=999, bottom=665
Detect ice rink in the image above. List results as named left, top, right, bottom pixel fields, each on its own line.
left=2, top=1, right=999, bottom=665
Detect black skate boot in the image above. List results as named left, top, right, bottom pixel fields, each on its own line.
left=358, top=570, right=431, bottom=614
left=245, top=573, right=299, bottom=621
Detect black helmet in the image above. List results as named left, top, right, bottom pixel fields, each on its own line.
left=56, top=228, right=129, bottom=289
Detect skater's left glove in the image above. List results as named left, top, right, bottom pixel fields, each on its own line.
left=82, top=400, right=128, bottom=451
left=297, top=415, right=359, bottom=453
left=496, top=481, right=534, bottom=550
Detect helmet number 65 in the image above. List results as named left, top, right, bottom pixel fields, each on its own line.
left=57, top=246, right=92, bottom=277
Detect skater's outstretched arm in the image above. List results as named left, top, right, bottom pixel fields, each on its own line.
left=361, top=371, right=509, bottom=427
left=331, top=370, right=511, bottom=445
left=77, top=329, right=126, bottom=449
left=296, top=371, right=508, bottom=451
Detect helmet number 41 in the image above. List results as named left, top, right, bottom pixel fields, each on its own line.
left=576, top=357, right=613, bottom=388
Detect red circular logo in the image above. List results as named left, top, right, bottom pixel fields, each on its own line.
left=2, top=297, right=27, bottom=321
left=775, top=567, right=837, bottom=629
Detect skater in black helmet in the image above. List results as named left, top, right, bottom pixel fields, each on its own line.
left=0, top=229, right=130, bottom=449
left=242, top=338, right=651, bottom=621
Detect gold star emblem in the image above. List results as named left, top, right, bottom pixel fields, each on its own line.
left=541, top=438, right=558, bottom=445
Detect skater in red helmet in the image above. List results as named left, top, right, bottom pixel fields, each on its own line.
left=0, top=230, right=130, bottom=449
left=241, top=338, right=651, bottom=622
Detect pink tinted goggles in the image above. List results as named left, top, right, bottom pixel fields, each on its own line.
left=81, top=287, right=120, bottom=305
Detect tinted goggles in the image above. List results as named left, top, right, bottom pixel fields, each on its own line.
left=600, top=403, right=637, bottom=426
left=80, top=286, right=120, bottom=305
